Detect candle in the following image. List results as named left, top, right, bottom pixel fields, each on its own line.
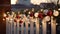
left=30, top=17, right=34, bottom=34
left=14, top=22, right=16, bottom=34
left=42, top=18, right=47, bottom=34
left=9, top=18, right=13, bottom=34
left=51, top=16, right=56, bottom=34
left=16, top=19, right=19, bottom=34
left=6, top=17, right=10, bottom=34
left=21, top=22, right=24, bottom=34
left=25, top=18, right=28, bottom=34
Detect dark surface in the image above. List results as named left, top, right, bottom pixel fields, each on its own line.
left=0, top=0, right=10, bottom=34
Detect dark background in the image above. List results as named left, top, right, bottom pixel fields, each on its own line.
left=0, top=0, right=10, bottom=34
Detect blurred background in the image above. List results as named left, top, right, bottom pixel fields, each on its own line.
left=0, top=0, right=60, bottom=34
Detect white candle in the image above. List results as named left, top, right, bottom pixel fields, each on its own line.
left=30, top=17, right=34, bottom=34
left=17, top=20, right=20, bottom=34
left=25, top=21, right=28, bottom=34
left=9, top=18, right=13, bottom=34
left=35, top=18, right=39, bottom=34
left=51, top=16, right=56, bottom=34
left=42, top=19, right=47, bottom=34
left=6, top=18, right=10, bottom=34
left=21, top=23, right=24, bottom=34
left=14, top=22, right=16, bottom=34
left=25, top=18, right=28, bottom=34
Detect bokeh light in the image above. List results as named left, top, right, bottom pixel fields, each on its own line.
left=11, top=0, right=17, bottom=4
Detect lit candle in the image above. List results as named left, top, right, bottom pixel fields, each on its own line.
left=24, top=15, right=28, bottom=34
left=6, top=17, right=10, bottom=34
left=14, top=22, right=16, bottom=34
left=30, top=17, right=34, bottom=34
left=42, top=18, right=47, bottom=34
left=51, top=16, right=56, bottom=34
left=13, top=14, right=17, bottom=34
left=16, top=19, right=20, bottom=34
left=9, top=17, right=13, bottom=34
left=35, top=18, right=39, bottom=34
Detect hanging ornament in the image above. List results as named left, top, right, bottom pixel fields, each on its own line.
left=53, top=10, right=59, bottom=16
left=47, top=10, right=53, bottom=16
left=38, top=12, right=43, bottom=19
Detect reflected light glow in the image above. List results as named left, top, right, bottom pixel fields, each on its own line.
left=31, top=0, right=41, bottom=5
left=11, top=0, right=17, bottom=4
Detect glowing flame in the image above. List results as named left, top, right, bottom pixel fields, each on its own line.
left=11, top=0, right=17, bottom=4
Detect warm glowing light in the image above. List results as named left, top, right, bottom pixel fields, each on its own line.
left=11, top=0, right=17, bottom=4
left=56, top=23, right=58, bottom=25
left=28, top=12, right=31, bottom=14
left=3, top=18, right=5, bottom=21
left=58, top=8, right=60, bottom=10
left=53, top=10, right=59, bottom=16
left=3, top=13, right=7, bottom=17
left=31, top=0, right=41, bottom=5
left=12, top=12, right=15, bottom=15
left=7, top=12, right=9, bottom=14
left=41, top=9, right=44, bottom=11
left=34, top=12, right=39, bottom=17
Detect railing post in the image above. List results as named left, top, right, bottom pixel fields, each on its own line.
left=35, top=18, right=39, bottom=34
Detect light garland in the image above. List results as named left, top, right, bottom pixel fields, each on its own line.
left=3, top=9, right=60, bottom=24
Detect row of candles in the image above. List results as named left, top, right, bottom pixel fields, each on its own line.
left=3, top=9, right=59, bottom=34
